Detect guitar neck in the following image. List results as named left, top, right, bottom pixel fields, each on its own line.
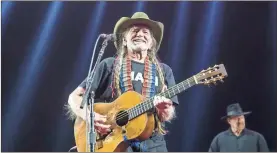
left=157, top=76, right=197, bottom=99
left=127, top=76, right=197, bottom=120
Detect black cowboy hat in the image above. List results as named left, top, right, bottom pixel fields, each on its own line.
left=221, top=103, right=251, bottom=120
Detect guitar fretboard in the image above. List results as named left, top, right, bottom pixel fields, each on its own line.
left=127, top=76, right=197, bottom=120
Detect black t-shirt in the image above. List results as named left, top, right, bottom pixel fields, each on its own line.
left=79, top=57, right=179, bottom=105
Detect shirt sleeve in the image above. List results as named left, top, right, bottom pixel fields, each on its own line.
left=78, top=57, right=114, bottom=100
left=209, top=135, right=219, bottom=152
left=257, top=133, right=269, bottom=152
left=163, top=64, right=179, bottom=105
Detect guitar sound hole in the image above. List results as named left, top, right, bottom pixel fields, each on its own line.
left=115, top=110, right=129, bottom=127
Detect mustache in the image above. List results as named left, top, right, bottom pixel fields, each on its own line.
left=132, top=37, right=146, bottom=42
left=236, top=120, right=245, bottom=126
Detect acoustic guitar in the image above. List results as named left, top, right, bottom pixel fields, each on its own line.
left=74, top=64, right=228, bottom=152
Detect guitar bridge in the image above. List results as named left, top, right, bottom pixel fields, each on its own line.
left=95, top=129, right=114, bottom=149
left=122, top=126, right=127, bottom=134
left=96, top=133, right=104, bottom=149
left=96, top=140, right=103, bottom=149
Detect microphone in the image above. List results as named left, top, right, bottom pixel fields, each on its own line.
left=100, top=33, right=116, bottom=41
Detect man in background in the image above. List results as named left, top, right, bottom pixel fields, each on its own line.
left=209, top=103, right=269, bottom=152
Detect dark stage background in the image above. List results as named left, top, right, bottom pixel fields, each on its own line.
left=2, top=1, right=276, bottom=152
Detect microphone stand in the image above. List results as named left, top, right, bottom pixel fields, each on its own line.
left=80, top=34, right=111, bottom=152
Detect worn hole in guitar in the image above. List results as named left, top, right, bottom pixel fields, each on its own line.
left=115, top=110, right=129, bottom=127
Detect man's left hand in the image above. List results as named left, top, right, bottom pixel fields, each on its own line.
left=153, top=96, right=175, bottom=122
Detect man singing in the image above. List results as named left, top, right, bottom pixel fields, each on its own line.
left=67, top=12, right=179, bottom=152
left=209, top=103, right=269, bottom=152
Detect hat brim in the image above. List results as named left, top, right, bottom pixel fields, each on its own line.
left=113, top=17, right=164, bottom=50
left=221, top=111, right=252, bottom=120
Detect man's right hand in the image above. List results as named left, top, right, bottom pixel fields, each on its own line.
left=81, top=108, right=111, bottom=135
left=68, top=87, right=111, bottom=135
left=92, top=112, right=111, bottom=135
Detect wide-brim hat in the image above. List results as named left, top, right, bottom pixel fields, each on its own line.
left=221, top=103, right=252, bottom=120
left=113, top=12, right=164, bottom=51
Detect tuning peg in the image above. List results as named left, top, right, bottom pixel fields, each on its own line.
left=220, top=80, right=224, bottom=83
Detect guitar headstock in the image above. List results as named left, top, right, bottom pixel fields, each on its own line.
left=194, top=64, right=227, bottom=85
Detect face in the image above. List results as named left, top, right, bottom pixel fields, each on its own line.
left=227, top=115, right=246, bottom=131
left=123, top=24, right=153, bottom=52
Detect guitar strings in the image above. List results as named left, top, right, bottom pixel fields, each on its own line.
left=115, top=68, right=222, bottom=121
left=115, top=77, right=196, bottom=121
left=115, top=83, right=191, bottom=121
left=115, top=77, right=195, bottom=121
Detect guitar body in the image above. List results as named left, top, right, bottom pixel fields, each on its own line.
left=74, top=91, right=155, bottom=152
